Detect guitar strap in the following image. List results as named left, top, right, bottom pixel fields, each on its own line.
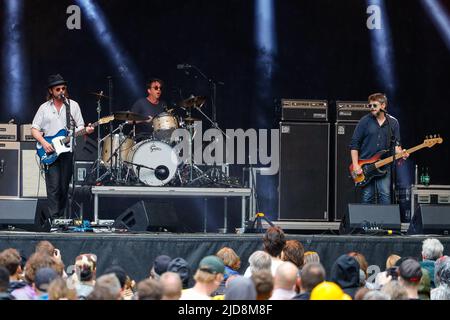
left=64, top=99, right=72, bottom=151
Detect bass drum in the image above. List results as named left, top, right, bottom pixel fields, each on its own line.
left=126, top=140, right=179, bottom=186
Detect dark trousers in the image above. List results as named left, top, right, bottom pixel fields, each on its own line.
left=45, top=152, right=73, bottom=219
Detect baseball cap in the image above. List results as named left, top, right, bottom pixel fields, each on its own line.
left=399, top=258, right=422, bottom=283
left=198, top=256, right=225, bottom=274
left=35, top=267, right=58, bottom=292
left=152, top=255, right=172, bottom=277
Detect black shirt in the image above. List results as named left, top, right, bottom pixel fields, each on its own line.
left=349, top=113, right=401, bottom=160
left=131, top=98, right=166, bottom=136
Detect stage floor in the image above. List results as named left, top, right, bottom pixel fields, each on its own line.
left=1, top=231, right=448, bottom=282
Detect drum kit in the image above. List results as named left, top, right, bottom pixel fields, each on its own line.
left=92, top=95, right=238, bottom=188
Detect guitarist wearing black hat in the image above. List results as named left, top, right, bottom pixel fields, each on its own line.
left=31, top=74, right=95, bottom=220
left=349, top=93, right=409, bottom=204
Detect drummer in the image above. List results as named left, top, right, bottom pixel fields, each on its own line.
left=131, top=78, right=168, bottom=138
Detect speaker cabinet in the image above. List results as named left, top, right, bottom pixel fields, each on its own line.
left=0, top=198, right=51, bottom=232
left=408, top=205, right=450, bottom=235
left=279, top=122, right=329, bottom=221
left=340, top=204, right=401, bottom=234
left=20, top=142, right=47, bottom=197
left=334, top=123, right=361, bottom=221
left=0, top=142, right=20, bottom=198
left=113, top=200, right=178, bottom=232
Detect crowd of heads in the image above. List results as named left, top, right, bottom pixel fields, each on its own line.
left=0, top=229, right=448, bottom=300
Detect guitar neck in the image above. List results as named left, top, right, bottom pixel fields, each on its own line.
left=62, top=122, right=98, bottom=143
left=374, top=143, right=426, bottom=168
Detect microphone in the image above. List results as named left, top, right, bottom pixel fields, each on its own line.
left=177, top=64, right=192, bottom=69
left=59, top=93, right=66, bottom=100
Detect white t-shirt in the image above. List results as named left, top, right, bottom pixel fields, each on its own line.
left=179, top=288, right=212, bottom=300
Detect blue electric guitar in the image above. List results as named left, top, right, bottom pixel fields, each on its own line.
left=36, top=115, right=114, bottom=165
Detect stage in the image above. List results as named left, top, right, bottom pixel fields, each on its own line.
left=1, top=230, right=449, bottom=282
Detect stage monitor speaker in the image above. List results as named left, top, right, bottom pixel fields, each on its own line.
left=407, top=205, right=450, bottom=235
left=113, top=200, right=178, bottom=232
left=0, top=198, right=51, bottom=232
left=334, top=123, right=361, bottom=221
left=0, top=142, right=20, bottom=198
left=340, top=203, right=401, bottom=234
left=279, top=122, right=329, bottom=221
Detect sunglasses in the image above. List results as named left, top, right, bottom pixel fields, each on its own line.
left=151, top=86, right=162, bottom=91
left=54, top=86, right=66, bottom=92
left=368, top=103, right=380, bottom=108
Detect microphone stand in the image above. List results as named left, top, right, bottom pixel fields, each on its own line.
left=383, top=110, right=397, bottom=205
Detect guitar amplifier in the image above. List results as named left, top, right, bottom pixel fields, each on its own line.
left=0, top=142, right=20, bottom=198
left=0, top=124, right=17, bottom=141
left=281, top=99, right=328, bottom=122
left=336, top=101, right=371, bottom=122
left=20, top=124, right=35, bottom=141
left=411, top=185, right=450, bottom=219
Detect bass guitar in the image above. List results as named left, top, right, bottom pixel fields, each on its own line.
left=349, top=136, right=443, bottom=187
left=36, top=115, right=114, bottom=165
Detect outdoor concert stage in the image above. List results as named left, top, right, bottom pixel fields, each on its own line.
left=1, top=231, right=449, bottom=282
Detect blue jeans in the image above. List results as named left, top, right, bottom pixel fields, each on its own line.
left=361, top=169, right=391, bottom=204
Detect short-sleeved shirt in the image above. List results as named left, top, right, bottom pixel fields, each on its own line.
left=349, top=113, right=401, bottom=160
left=131, top=98, right=166, bottom=135
left=31, top=99, right=85, bottom=137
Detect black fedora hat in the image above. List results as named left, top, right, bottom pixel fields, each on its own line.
left=48, top=74, right=67, bottom=88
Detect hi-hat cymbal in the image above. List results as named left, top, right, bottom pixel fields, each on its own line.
left=179, top=96, right=206, bottom=109
left=113, top=111, right=149, bottom=121
left=90, top=92, right=110, bottom=99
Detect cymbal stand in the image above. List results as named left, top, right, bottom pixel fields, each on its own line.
left=96, top=93, right=103, bottom=181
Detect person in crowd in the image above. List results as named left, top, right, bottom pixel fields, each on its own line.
left=167, top=257, right=191, bottom=289
left=0, top=266, right=14, bottom=300
left=103, top=265, right=133, bottom=300
left=292, top=262, right=326, bottom=300
left=224, top=276, right=257, bottom=300
left=303, top=251, right=320, bottom=265
left=281, top=240, right=305, bottom=270
left=159, top=271, right=182, bottom=300
left=310, top=281, right=352, bottom=300
left=363, top=290, right=390, bottom=300
left=418, top=268, right=431, bottom=300
left=269, top=261, right=298, bottom=300
left=348, top=251, right=369, bottom=287
left=0, top=248, right=26, bottom=293
left=330, top=254, right=360, bottom=299
left=71, top=254, right=97, bottom=299
left=88, top=273, right=122, bottom=300
left=180, top=256, right=224, bottom=300
left=149, top=255, right=172, bottom=280
left=398, top=258, right=423, bottom=300
left=33, top=267, right=59, bottom=300
left=136, top=278, right=163, bottom=300
left=431, top=256, right=450, bottom=300
left=244, top=251, right=272, bottom=277
left=47, top=277, right=77, bottom=300
left=215, top=247, right=241, bottom=295
left=420, top=238, right=444, bottom=288
left=380, top=280, right=408, bottom=300
left=251, top=270, right=273, bottom=300
left=375, top=254, right=402, bottom=288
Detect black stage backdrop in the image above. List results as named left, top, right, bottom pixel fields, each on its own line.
left=0, top=0, right=449, bottom=229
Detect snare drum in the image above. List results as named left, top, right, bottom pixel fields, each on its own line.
left=152, top=112, right=179, bottom=142
left=126, top=139, right=179, bottom=186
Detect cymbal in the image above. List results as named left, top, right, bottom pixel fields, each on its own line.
left=184, top=117, right=201, bottom=123
left=179, top=96, right=206, bottom=109
left=90, top=92, right=110, bottom=99
left=113, top=111, right=149, bottom=121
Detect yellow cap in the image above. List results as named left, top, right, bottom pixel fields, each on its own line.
left=310, top=281, right=352, bottom=300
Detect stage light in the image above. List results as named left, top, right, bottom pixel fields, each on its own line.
left=421, top=0, right=450, bottom=51
left=2, top=0, right=25, bottom=117
left=76, top=0, right=141, bottom=97
left=254, top=0, right=277, bottom=125
left=366, top=0, right=398, bottom=112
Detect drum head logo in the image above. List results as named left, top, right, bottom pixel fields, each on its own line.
left=149, top=143, right=162, bottom=152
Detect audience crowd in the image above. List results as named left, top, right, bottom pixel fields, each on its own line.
left=0, top=227, right=448, bottom=300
